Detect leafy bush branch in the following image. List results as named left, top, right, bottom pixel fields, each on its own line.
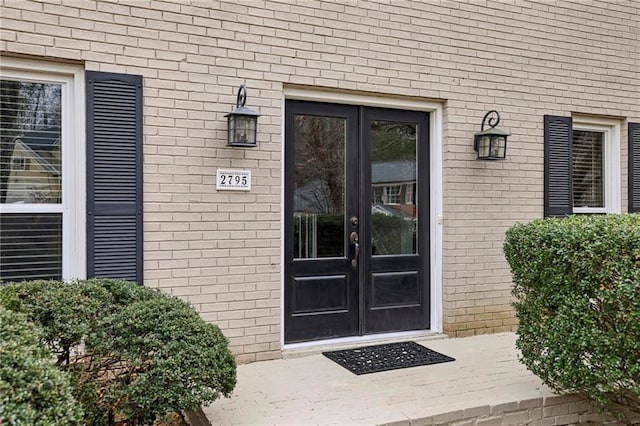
left=0, top=306, right=83, bottom=425
left=0, top=279, right=236, bottom=425
left=504, top=214, right=640, bottom=421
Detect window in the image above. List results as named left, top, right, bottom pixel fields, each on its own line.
left=405, top=183, right=415, bottom=205
left=572, top=118, right=620, bottom=214
left=383, top=185, right=402, bottom=205
left=573, top=130, right=603, bottom=208
left=10, top=156, right=28, bottom=171
left=544, top=115, right=626, bottom=217
left=0, top=59, right=85, bottom=282
left=1, top=60, right=143, bottom=284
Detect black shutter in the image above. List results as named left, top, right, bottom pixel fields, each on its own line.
left=544, top=115, right=573, bottom=217
left=86, top=71, right=143, bottom=283
left=629, top=122, right=640, bottom=213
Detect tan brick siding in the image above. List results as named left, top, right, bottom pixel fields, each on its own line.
left=2, top=0, right=639, bottom=361
left=436, top=395, right=639, bottom=425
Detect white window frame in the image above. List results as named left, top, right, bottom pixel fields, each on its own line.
left=405, top=183, right=414, bottom=205
left=383, top=184, right=402, bottom=205
left=0, top=58, right=86, bottom=280
left=10, top=156, right=27, bottom=171
left=572, top=116, right=621, bottom=215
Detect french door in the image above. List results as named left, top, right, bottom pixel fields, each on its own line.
left=284, top=100, right=430, bottom=343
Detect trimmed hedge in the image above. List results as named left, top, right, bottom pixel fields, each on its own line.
left=504, top=214, right=640, bottom=420
left=0, top=307, right=83, bottom=425
left=0, top=279, right=236, bottom=425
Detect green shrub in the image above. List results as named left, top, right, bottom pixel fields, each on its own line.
left=85, top=296, right=236, bottom=424
left=0, top=279, right=113, bottom=366
left=0, top=306, right=83, bottom=425
left=0, top=279, right=236, bottom=425
left=504, top=214, right=640, bottom=419
left=293, top=213, right=344, bottom=257
left=371, top=213, right=416, bottom=255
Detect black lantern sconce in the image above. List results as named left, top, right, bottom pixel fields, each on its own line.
left=473, top=110, right=509, bottom=160
left=225, top=85, right=260, bottom=147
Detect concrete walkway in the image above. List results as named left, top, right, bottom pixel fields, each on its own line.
left=202, top=333, right=585, bottom=425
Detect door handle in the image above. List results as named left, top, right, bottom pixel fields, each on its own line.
left=350, top=231, right=359, bottom=267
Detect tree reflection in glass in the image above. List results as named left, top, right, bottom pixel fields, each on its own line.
left=293, top=115, right=346, bottom=258
left=1, top=80, right=62, bottom=205
left=371, top=121, right=417, bottom=256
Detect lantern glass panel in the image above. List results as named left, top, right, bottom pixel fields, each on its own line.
left=237, top=116, right=251, bottom=144
left=477, top=135, right=491, bottom=158
left=227, top=116, right=234, bottom=144
left=246, top=116, right=257, bottom=143
left=490, top=136, right=506, bottom=158
left=228, top=115, right=257, bottom=145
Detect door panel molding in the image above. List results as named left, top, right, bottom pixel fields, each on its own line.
left=292, top=275, right=349, bottom=314
left=370, top=271, right=421, bottom=309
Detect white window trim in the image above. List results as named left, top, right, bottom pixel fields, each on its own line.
left=10, top=156, right=27, bottom=170
left=383, top=184, right=403, bottom=205
left=571, top=116, right=621, bottom=214
left=0, top=57, right=86, bottom=280
left=405, top=183, right=414, bottom=205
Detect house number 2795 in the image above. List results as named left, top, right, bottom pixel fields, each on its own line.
left=216, top=169, right=251, bottom=191
left=220, top=174, right=247, bottom=186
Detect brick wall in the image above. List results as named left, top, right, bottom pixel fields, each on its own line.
left=2, top=0, right=639, bottom=361
left=431, top=395, right=639, bottom=425
left=428, top=396, right=637, bottom=426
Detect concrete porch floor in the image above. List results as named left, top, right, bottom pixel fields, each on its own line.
left=201, top=333, right=624, bottom=425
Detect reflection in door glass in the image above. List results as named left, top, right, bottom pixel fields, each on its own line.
left=1, top=80, right=62, bottom=205
left=293, top=115, right=345, bottom=258
left=371, top=121, right=417, bottom=255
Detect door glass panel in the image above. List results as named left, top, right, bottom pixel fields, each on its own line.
left=293, top=115, right=346, bottom=258
left=371, top=121, right=417, bottom=255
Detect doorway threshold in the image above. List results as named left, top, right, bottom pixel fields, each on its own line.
left=282, top=330, right=447, bottom=359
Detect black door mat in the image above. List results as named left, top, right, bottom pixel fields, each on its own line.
left=323, top=341, right=455, bottom=375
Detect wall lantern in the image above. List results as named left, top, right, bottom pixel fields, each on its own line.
left=225, top=85, right=260, bottom=147
left=473, top=110, right=509, bottom=160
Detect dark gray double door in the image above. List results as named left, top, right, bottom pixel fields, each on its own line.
left=284, top=100, right=430, bottom=343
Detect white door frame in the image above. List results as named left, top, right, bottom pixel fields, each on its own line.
left=280, top=87, right=444, bottom=350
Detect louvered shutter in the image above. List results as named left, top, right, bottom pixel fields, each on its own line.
left=86, top=72, right=143, bottom=283
left=544, top=115, right=573, bottom=217
left=629, top=123, right=640, bottom=213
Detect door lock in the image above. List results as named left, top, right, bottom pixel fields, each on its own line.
left=350, top=231, right=359, bottom=268
left=350, top=216, right=358, bottom=227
